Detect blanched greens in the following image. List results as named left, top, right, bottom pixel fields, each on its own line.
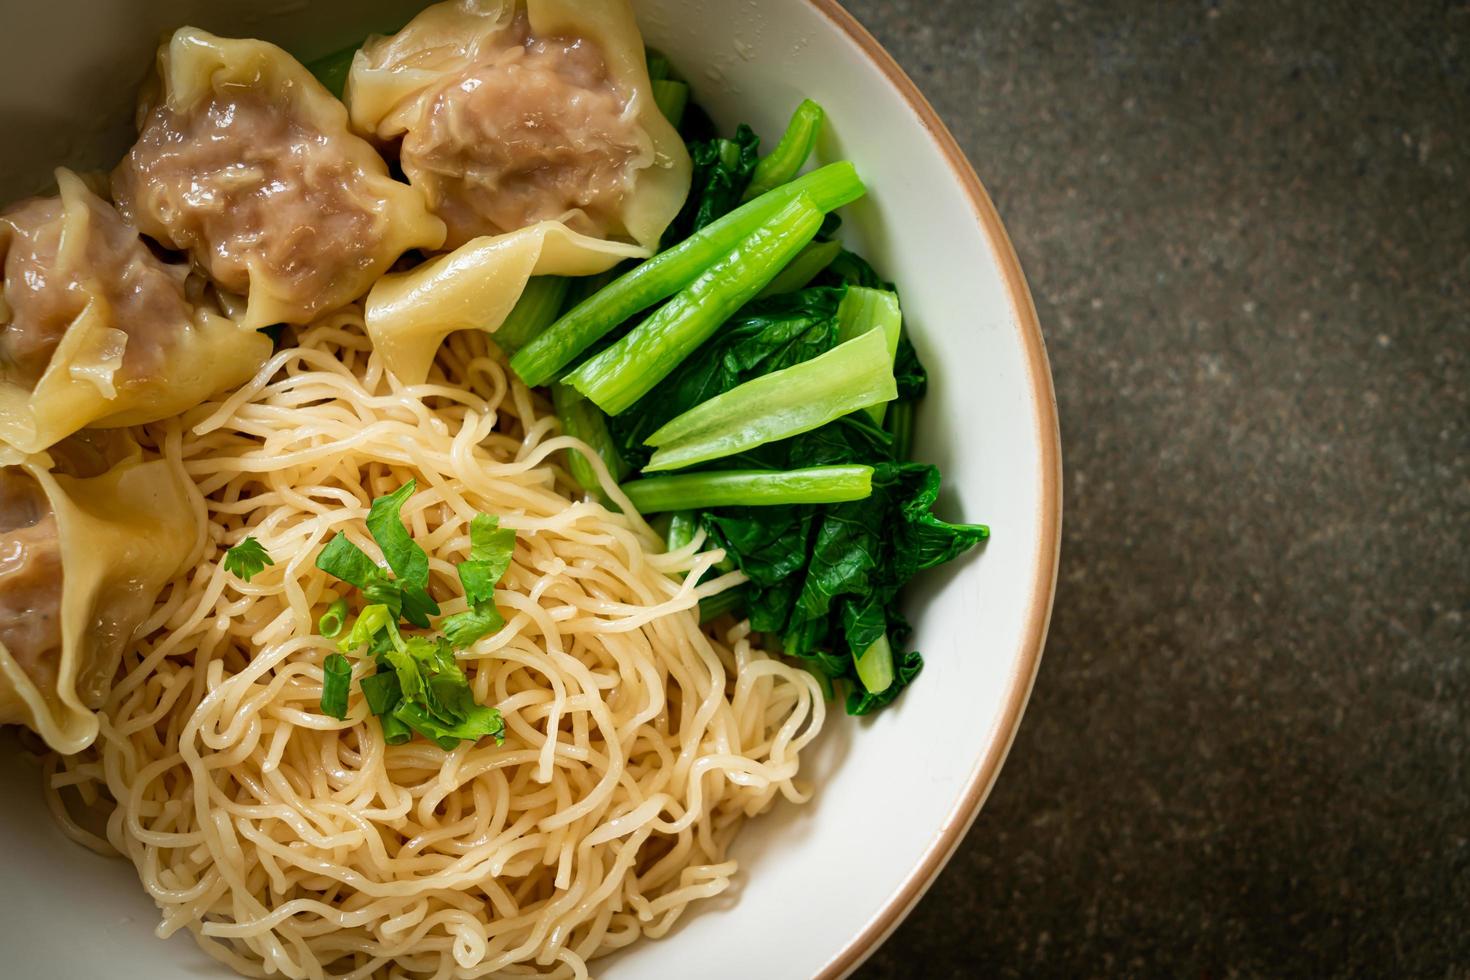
left=511, top=95, right=987, bottom=714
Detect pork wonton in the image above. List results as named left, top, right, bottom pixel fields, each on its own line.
left=113, top=28, right=446, bottom=330
left=0, top=437, right=200, bottom=753
left=0, top=169, right=269, bottom=453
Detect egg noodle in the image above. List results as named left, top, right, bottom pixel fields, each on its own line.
left=42, top=310, right=825, bottom=979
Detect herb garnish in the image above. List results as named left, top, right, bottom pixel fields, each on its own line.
left=310, top=483, right=514, bottom=748
left=223, top=536, right=274, bottom=582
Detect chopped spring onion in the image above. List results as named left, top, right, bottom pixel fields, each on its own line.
left=568, top=195, right=824, bottom=415
left=320, top=653, right=352, bottom=720
left=621, top=465, right=874, bottom=513
left=317, top=597, right=350, bottom=639
left=643, top=326, right=897, bottom=472
left=743, top=99, right=826, bottom=200
left=510, top=162, right=865, bottom=387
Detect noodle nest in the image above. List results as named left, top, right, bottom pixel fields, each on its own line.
left=46, top=310, right=824, bottom=979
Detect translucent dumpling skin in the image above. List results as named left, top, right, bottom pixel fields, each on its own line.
left=0, top=469, right=63, bottom=698
left=348, top=0, right=690, bottom=252
left=0, top=170, right=270, bottom=453
left=0, top=440, right=200, bottom=754
left=113, top=28, right=446, bottom=329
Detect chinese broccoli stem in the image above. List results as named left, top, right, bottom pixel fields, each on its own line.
left=621, top=465, right=874, bottom=513
left=835, top=287, right=903, bottom=421
left=652, top=79, right=689, bottom=126
left=306, top=44, right=358, bottom=98
left=743, top=100, right=826, bottom=201
left=643, top=327, right=897, bottom=472
left=699, top=587, right=747, bottom=623
left=885, top=398, right=915, bottom=461
left=665, top=511, right=698, bottom=552
left=552, top=383, right=628, bottom=496
left=568, top=196, right=824, bottom=415
left=492, top=276, right=570, bottom=356
left=510, top=162, right=865, bottom=386
left=758, top=239, right=843, bottom=298
left=646, top=49, right=674, bottom=82
left=853, top=632, right=896, bottom=694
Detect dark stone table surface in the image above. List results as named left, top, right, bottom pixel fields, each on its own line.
left=836, top=1, right=1469, bottom=977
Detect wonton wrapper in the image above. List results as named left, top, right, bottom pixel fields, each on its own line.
left=0, top=440, right=200, bottom=754
left=346, top=0, right=690, bottom=252
left=366, top=221, right=645, bottom=384
left=0, top=169, right=270, bottom=453
left=113, top=28, right=446, bottom=330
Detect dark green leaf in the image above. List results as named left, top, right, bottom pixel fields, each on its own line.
left=359, top=669, right=402, bottom=716
left=458, top=514, right=516, bottom=605
left=365, top=481, right=440, bottom=626
left=662, top=124, right=761, bottom=247
left=316, top=533, right=385, bottom=591
left=848, top=649, right=923, bottom=715
left=442, top=605, right=506, bottom=648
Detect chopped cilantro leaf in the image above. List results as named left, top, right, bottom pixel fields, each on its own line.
left=223, top=536, right=274, bottom=582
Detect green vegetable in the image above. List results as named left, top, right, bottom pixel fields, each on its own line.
left=663, top=126, right=761, bottom=245
left=744, top=100, right=825, bottom=200
left=493, top=277, right=570, bottom=356
left=645, top=49, right=674, bottom=82
left=552, top=383, right=630, bottom=497
left=836, top=287, right=902, bottom=352
left=643, top=326, right=897, bottom=471
left=702, top=462, right=986, bottom=714
left=852, top=632, right=895, bottom=695
left=440, top=514, right=515, bottom=648
left=568, top=195, right=825, bottom=415
left=315, top=481, right=441, bottom=627
left=885, top=399, right=915, bottom=461
left=365, top=484, right=428, bottom=584
left=510, top=162, right=865, bottom=386
left=339, top=604, right=505, bottom=749
left=358, top=669, right=402, bottom=716
left=834, top=287, right=903, bottom=422
left=758, top=240, right=843, bottom=298
left=223, top=536, right=274, bottom=582
left=606, top=287, right=847, bottom=470
left=622, top=465, right=874, bottom=513
left=315, top=532, right=401, bottom=616
left=698, top=586, right=747, bottom=624
left=379, top=713, right=411, bottom=744
left=652, top=79, right=689, bottom=126
left=305, top=43, right=358, bottom=98
left=665, top=511, right=698, bottom=551
left=320, top=653, right=352, bottom=720
left=317, top=597, right=349, bottom=638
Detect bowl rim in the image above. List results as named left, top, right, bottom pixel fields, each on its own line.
left=801, top=2, right=1063, bottom=976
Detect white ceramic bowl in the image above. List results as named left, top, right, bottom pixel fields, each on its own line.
left=0, top=1, right=1060, bottom=976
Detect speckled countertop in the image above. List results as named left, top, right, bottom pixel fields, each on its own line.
left=835, top=1, right=1470, bottom=976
